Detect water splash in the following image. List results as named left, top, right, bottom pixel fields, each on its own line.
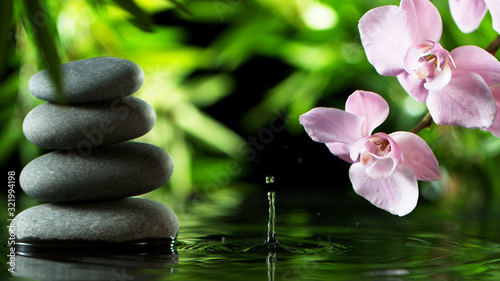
left=265, top=191, right=277, bottom=245
left=179, top=186, right=351, bottom=254
left=217, top=180, right=349, bottom=255
left=241, top=189, right=297, bottom=254
left=242, top=190, right=299, bottom=253
left=265, top=189, right=277, bottom=281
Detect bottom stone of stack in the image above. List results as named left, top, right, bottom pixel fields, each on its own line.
left=10, top=198, right=179, bottom=246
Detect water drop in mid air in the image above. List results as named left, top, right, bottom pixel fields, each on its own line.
left=265, top=175, right=275, bottom=184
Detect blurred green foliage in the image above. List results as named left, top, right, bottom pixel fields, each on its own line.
left=3, top=0, right=500, bottom=215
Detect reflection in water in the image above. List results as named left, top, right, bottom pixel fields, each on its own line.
left=369, top=268, right=409, bottom=278
left=13, top=241, right=178, bottom=281
left=266, top=252, right=277, bottom=281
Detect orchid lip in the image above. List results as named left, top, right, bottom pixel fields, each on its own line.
left=356, top=134, right=395, bottom=170
left=404, top=40, right=454, bottom=91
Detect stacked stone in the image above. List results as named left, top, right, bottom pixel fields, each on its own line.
left=11, top=57, right=179, bottom=247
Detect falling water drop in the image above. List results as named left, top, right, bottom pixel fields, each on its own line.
left=265, top=175, right=275, bottom=184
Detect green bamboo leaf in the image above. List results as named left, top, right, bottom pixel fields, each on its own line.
left=21, top=0, right=63, bottom=103
left=173, top=103, right=245, bottom=159
left=85, top=0, right=107, bottom=17
left=0, top=122, right=21, bottom=166
left=0, top=0, right=14, bottom=77
left=241, top=70, right=326, bottom=133
left=110, top=0, right=153, bottom=32
left=187, top=74, right=235, bottom=107
left=0, top=72, right=19, bottom=167
left=0, top=72, right=19, bottom=112
left=166, top=0, right=193, bottom=16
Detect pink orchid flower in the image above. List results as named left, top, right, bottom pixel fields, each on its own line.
left=450, top=0, right=500, bottom=33
left=359, top=0, right=500, bottom=129
left=486, top=86, right=500, bottom=137
left=300, top=91, right=441, bottom=216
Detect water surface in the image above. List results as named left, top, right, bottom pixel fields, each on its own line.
left=3, top=189, right=500, bottom=280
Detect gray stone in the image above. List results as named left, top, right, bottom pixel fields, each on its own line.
left=23, top=96, right=156, bottom=149
left=29, top=57, right=145, bottom=103
left=11, top=198, right=179, bottom=243
left=20, top=142, right=174, bottom=202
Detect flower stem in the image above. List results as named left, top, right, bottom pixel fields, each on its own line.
left=410, top=112, right=433, bottom=134
left=486, top=35, right=500, bottom=55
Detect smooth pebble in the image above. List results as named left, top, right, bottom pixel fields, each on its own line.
left=20, top=142, right=174, bottom=202
left=11, top=198, right=179, bottom=243
left=23, top=96, right=156, bottom=149
left=28, top=57, right=145, bottom=103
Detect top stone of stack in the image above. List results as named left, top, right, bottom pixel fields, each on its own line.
left=28, top=57, right=145, bottom=104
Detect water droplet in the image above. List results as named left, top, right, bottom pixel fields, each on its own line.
left=265, top=175, right=275, bottom=184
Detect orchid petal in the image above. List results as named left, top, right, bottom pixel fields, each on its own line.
left=390, top=131, right=442, bottom=181
left=345, top=91, right=389, bottom=137
left=426, top=73, right=497, bottom=128
left=487, top=86, right=500, bottom=137
left=349, top=163, right=419, bottom=216
left=449, top=0, right=488, bottom=33
left=397, top=72, right=429, bottom=103
left=358, top=5, right=413, bottom=76
left=300, top=107, right=364, bottom=145
left=451, top=45, right=500, bottom=87
left=325, top=142, right=355, bottom=163
left=366, top=158, right=396, bottom=179
left=484, top=0, right=500, bottom=34
left=401, top=0, right=443, bottom=42
left=487, top=103, right=500, bottom=138
left=424, top=59, right=452, bottom=91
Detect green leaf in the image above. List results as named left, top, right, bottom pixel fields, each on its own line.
left=21, top=0, right=64, bottom=103
left=186, top=74, right=235, bottom=107
left=0, top=72, right=19, bottom=166
left=0, top=72, right=19, bottom=112
left=166, top=0, right=193, bottom=16
left=85, top=0, right=107, bottom=16
left=0, top=123, right=20, bottom=166
left=0, top=0, right=14, bottom=77
left=241, top=70, right=327, bottom=133
left=110, top=0, right=153, bottom=32
left=173, top=103, right=245, bottom=159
